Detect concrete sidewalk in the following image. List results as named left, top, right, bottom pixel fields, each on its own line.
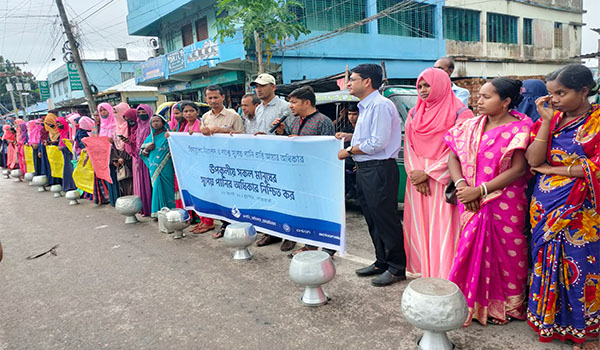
left=0, top=178, right=569, bottom=349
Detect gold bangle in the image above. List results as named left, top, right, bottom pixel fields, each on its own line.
left=479, top=185, right=484, bottom=197
left=567, top=164, right=573, bottom=176
left=534, top=137, right=547, bottom=143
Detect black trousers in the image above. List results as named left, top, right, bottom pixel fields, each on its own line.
left=355, top=159, right=406, bottom=275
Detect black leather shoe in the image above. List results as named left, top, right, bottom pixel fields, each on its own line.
left=371, top=271, right=406, bottom=287
left=279, top=239, right=296, bottom=252
left=256, top=234, right=282, bottom=247
left=355, top=264, right=385, bottom=277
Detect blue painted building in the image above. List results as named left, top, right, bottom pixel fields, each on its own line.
left=47, top=59, right=141, bottom=108
left=126, top=0, right=445, bottom=103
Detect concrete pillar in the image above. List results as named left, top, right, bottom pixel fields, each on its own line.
left=366, top=0, right=378, bottom=35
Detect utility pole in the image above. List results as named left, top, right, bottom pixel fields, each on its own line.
left=5, top=79, right=17, bottom=115
left=1, top=61, right=27, bottom=116
left=55, top=0, right=96, bottom=113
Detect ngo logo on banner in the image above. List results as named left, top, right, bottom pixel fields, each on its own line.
left=168, top=133, right=346, bottom=252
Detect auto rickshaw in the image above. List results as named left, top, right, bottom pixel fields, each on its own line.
left=314, top=85, right=419, bottom=205
left=156, top=101, right=211, bottom=120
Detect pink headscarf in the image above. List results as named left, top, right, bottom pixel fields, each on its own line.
left=67, top=113, right=80, bottom=141
left=168, top=103, right=184, bottom=131
left=14, top=119, right=24, bottom=141
left=135, top=104, right=153, bottom=152
left=123, top=109, right=138, bottom=156
left=113, top=102, right=130, bottom=151
left=28, top=119, right=42, bottom=145
left=78, top=117, right=95, bottom=132
left=56, top=117, right=70, bottom=147
left=97, top=103, right=116, bottom=137
left=183, top=118, right=201, bottom=133
left=2, top=125, right=14, bottom=141
left=406, top=68, right=471, bottom=159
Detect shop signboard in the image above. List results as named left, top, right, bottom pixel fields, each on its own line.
left=137, top=56, right=165, bottom=83
left=39, top=81, right=50, bottom=100
left=67, top=63, right=83, bottom=91
left=167, top=48, right=186, bottom=73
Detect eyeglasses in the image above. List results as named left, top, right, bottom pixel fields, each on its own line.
left=348, top=77, right=362, bottom=82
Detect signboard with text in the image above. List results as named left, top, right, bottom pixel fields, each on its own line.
left=166, top=48, right=186, bottom=73
left=67, top=63, right=83, bottom=91
left=168, top=134, right=346, bottom=252
left=38, top=80, right=50, bottom=101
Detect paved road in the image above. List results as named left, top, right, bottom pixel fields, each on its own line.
left=0, top=177, right=569, bottom=350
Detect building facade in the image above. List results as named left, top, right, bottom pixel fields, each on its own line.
left=126, top=0, right=446, bottom=105
left=443, top=0, right=583, bottom=78
left=47, top=59, right=141, bottom=109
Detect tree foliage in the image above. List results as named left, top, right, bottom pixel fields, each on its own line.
left=0, top=56, right=40, bottom=114
left=214, top=0, right=310, bottom=69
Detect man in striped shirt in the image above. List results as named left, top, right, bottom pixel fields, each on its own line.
left=272, top=86, right=335, bottom=137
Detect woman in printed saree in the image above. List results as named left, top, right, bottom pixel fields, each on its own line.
left=445, top=78, right=533, bottom=326
left=180, top=101, right=214, bottom=233
left=112, top=102, right=134, bottom=196
left=140, top=114, right=176, bottom=218
left=525, top=64, right=600, bottom=349
left=93, top=103, right=119, bottom=206
left=182, top=101, right=201, bottom=133
left=168, top=103, right=187, bottom=132
left=165, top=102, right=186, bottom=209
left=403, top=67, right=474, bottom=278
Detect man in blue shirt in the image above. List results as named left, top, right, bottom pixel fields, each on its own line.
left=336, top=64, right=406, bottom=286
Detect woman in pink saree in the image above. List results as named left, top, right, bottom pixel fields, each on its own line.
left=403, top=67, right=473, bottom=278
left=445, top=78, right=533, bottom=326
left=2, top=124, right=17, bottom=169
left=14, top=119, right=27, bottom=174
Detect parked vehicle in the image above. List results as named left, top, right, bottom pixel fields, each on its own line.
left=314, top=85, right=419, bottom=205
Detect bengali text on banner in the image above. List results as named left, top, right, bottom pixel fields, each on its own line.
left=168, top=133, right=346, bottom=252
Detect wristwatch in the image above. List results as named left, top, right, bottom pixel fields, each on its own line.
left=346, top=146, right=353, bottom=155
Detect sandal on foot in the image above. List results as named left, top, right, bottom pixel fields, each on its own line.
left=195, top=224, right=215, bottom=234
left=488, top=317, right=512, bottom=325
left=213, top=226, right=225, bottom=239
left=287, top=246, right=317, bottom=259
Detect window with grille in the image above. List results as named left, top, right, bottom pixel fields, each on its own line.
left=377, top=0, right=435, bottom=38
left=181, top=23, right=194, bottom=47
left=294, top=0, right=366, bottom=33
left=487, top=13, right=517, bottom=44
left=196, top=17, right=208, bottom=42
left=523, top=18, right=533, bottom=45
left=554, top=22, right=563, bottom=48
left=121, top=72, right=135, bottom=82
left=443, top=7, right=480, bottom=41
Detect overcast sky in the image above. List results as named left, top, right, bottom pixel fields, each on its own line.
left=1, top=0, right=154, bottom=79
left=1, top=0, right=599, bottom=80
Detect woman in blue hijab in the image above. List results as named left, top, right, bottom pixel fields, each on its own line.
left=516, top=79, right=548, bottom=121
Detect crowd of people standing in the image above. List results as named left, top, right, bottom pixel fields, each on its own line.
left=0, top=61, right=598, bottom=349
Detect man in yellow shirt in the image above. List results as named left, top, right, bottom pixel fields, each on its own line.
left=194, top=84, right=245, bottom=238
left=200, top=85, right=244, bottom=135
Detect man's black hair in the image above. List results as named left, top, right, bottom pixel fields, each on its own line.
left=350, top=64, right=383, bottom=89
left=206, top=84, right=224, bottom=95
left=288, top=86, right=316, bottom=107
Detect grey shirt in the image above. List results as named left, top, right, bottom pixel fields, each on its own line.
left=252, top=96, right=293, bottom=134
